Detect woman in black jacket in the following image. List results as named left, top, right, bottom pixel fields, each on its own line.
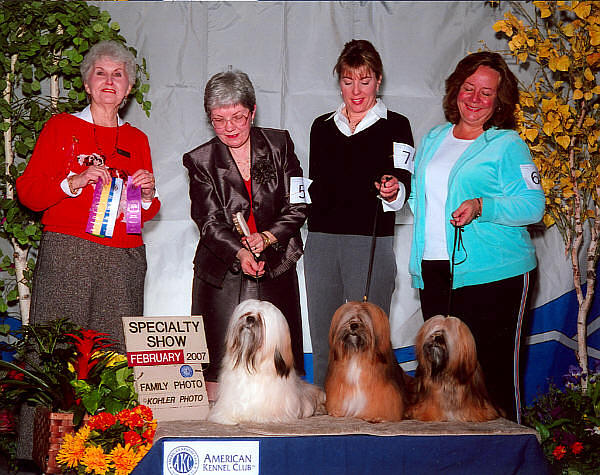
left=183, top=70, right=307, bottom=382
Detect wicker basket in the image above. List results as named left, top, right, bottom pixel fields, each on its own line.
left=32, top=407, right=76, bottom=474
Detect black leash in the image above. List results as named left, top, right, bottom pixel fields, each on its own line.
left=363, top=195, right=382, bottom=303
left=447, top=225, right=467, bottom=316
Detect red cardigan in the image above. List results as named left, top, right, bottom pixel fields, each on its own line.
left=16, top=113, right=160, bottom=248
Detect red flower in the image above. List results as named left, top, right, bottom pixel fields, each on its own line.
left=571, top=441, right=584, bottom=455
left=135, top=405, right=153, bottom=421
left=67, top=329, right=115, bottom=380
left=88, top=412, right=117, bottom=431
left=553, top=445, right=567, bottom=460
left=127, top=413, right=145, bottom=429
left=117, top=408, right=132, bottom=425
left=124, top=430, right=142, bottom=446
left=142, top=427, right=156, bottom=442
left=7, top=369, right=25, bottom=381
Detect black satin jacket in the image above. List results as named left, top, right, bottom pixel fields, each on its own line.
left=183, top=127, right=307, bottom=287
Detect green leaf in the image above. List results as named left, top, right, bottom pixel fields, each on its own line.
left=6, top=289, right=18, bottom=302
left=81, top=389, right=100, bottom=415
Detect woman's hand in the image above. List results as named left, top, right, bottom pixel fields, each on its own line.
left=374, top=175, right=399, bottom=202
left=451, top=198, right=482, bottom=227
left=237, top=248, right=265, bottom=277
left=130, top=169, right=156, bottom=201
left=69, top=165, right=112, bottom=192
left=242, top=232, right=266, bottom=255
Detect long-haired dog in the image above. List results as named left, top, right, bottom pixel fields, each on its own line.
left=407, top=315, right=500, bottom=422
left=208, top=299, right=325, bottom=425
left=324, top=301, right=408, bottom=422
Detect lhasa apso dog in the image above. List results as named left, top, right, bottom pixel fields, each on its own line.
left=407, top=315, right=500, bottom=422
left=324, top=301, right=408, bottom=422
left=208, top=299, right=325, bottom=425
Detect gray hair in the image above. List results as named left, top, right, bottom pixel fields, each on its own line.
left=204, top=70, right=256, bottom=118
left=80, top=40, right=137, bottom=87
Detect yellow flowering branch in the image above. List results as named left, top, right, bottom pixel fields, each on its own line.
left=494, top=1, right=600, bottom=386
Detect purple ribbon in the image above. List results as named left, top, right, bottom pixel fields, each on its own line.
left=125, top=180, right=142, bottom=234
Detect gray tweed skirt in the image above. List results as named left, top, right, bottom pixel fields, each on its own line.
left=30, top=231, right=147, bottom=351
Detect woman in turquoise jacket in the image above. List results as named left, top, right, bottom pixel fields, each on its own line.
left=409, top=52, right=545, bottom=422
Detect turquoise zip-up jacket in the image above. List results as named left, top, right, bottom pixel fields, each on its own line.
left=409, top=123, right=545, bottom=289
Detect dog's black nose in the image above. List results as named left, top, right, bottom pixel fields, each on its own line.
left=433, top=333, right=445, bottom=345
left=350, top=322, right=359, bottom=331
left=246, top=315, right=255, bottom=324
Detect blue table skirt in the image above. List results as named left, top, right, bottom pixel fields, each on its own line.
left=133, top=432, right=549, bottom=475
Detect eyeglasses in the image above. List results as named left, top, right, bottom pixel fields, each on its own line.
left=211, top=112, right=251, bottom=130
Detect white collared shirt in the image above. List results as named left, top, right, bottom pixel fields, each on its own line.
left=329, top=98, right=388, bottom=137
left=327, top=99, right=404, bottom=211
left=72, top=104, right=125, bottom=126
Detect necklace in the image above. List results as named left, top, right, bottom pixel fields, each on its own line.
left=92, top=121, right=119, bottom=165
left=345, top=109, right=362, bottom=132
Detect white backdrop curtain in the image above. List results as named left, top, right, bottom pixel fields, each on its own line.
left=90, top=1, right=575, bottom=356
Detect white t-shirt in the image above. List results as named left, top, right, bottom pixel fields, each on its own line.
left=423, top=128, right=474, bottom=260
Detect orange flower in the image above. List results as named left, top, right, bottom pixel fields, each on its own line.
left=571, top=441, right=584, bottom=454
left=110, top=443, right=139, bottom=475
left=56, top=432, right=86, bottom=468
left=82, top=445, right=110, bottom=475
left=553, top=445, right=567, bottom=460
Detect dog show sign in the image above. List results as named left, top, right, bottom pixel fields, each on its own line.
left=123, top=316, right=210, bottom=421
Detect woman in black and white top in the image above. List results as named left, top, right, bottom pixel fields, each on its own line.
left=304, top=39, right=414, bottom=388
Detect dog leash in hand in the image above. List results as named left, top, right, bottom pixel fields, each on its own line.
left=363, top=194, right=382, bottom=303
left=447, top=225, right=467, bottom=317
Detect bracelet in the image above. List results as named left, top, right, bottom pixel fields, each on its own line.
left=474, top=197, right=482, bottom=219
left=260, top=232, right=271, bottom=248
left=67, top=176, right=77, bottom=194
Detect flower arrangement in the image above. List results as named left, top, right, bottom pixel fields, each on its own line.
left=522, top=362, right=600, bottom=474
left=57, top=404, right=157, bottom=475
left=0, top=319, right=139, bottom=471
left=0, top=319, right=137, bottom=421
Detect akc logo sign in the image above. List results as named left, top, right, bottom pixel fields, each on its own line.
left=164, top=440, right=259, bottom=475
left=166, top=446, right=199, bottom=475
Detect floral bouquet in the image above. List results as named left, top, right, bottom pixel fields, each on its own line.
left=57, top=404, right=157, bottom=475
left=522, top=362, right=600, bottom=474
left=0, top=319, right=137, bottom=421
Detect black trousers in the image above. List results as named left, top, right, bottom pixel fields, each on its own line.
left=419, top=260, right=534, bottom=422
left=192, top=266, right=304, bottom=382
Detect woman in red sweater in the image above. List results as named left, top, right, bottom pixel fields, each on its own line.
left=16, top=40, right=160, bottom=349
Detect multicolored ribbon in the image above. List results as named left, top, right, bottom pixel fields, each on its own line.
left=86, top=177, right=123, bottom=238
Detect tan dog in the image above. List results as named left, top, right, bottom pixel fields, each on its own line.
left=407, top=315, right=500, bottom=422
left=324, top=301, right=408, bottom=422
left=208, top=299, right=325, bottom=425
